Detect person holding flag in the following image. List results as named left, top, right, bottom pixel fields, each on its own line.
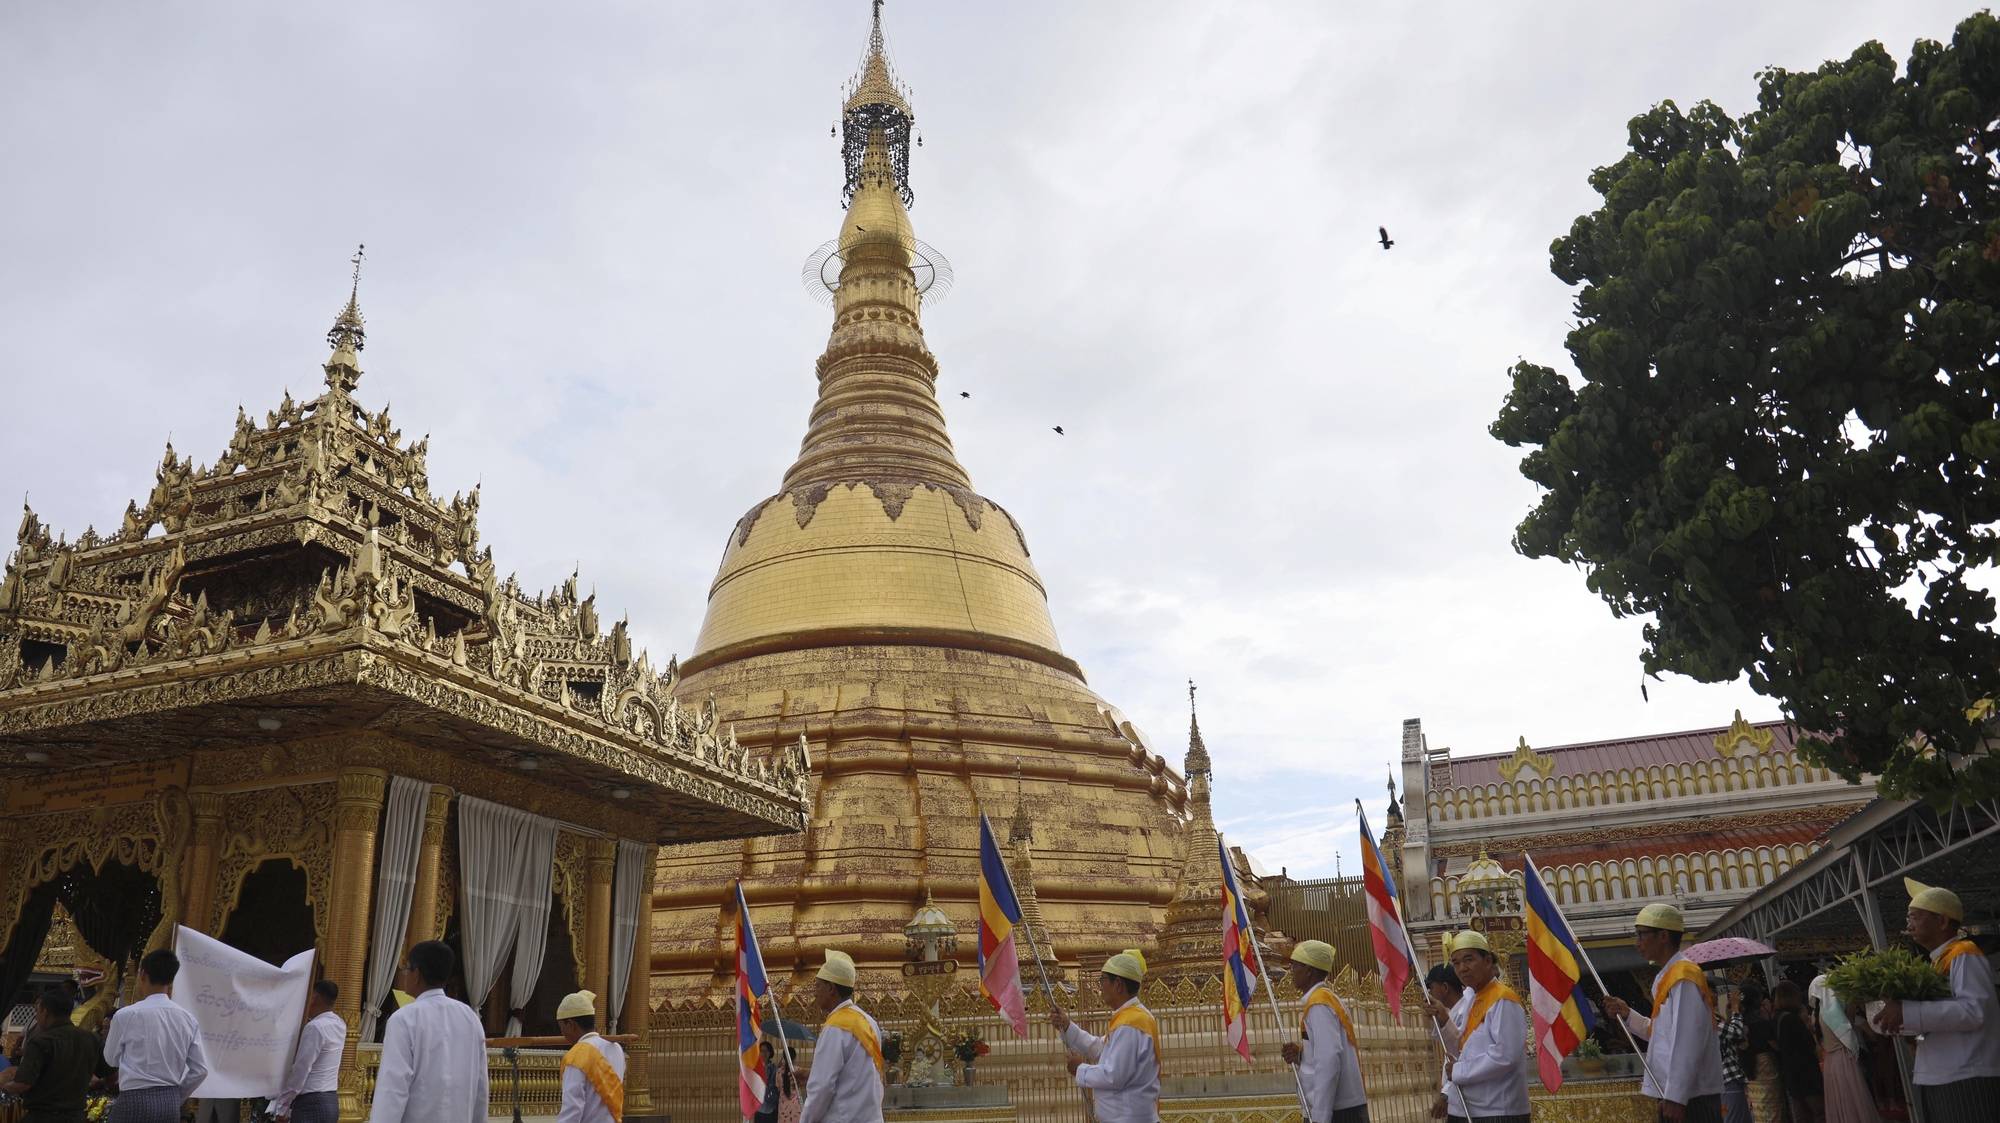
left=1050, top=950, right=1160, bottom=1123
left=554, top=990, right=624, bottom=1123
left=1442, top=932, right=1527, bottom=1123
left=976, top=813, right=1031, bottom=1037
left=1280, top=939, right=1369, bottom=1123
left=1602, top=904, right=1724, bottom=1123
left=801, top=950, right=885, bottom=1123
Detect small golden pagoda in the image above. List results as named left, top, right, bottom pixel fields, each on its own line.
left=0, top=258, right=808, bottom=1120
left=655, top=6, right=1190, bottom=996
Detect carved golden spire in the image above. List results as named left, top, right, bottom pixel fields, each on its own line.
left=325, top=244, right=366, bottom=394
left=1185, top=679, right=1211, bottom=777
left=782, top=5, right=964, bottom=491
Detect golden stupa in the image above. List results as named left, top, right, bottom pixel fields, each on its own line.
left=656, top=7, right=1190, bottom=995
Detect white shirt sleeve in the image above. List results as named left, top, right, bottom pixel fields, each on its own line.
left=1062, top=1022, right=1106, bottom=1062
left=556, top=1065, right=587, bottom=1123
left=1657, top=982, right=1707, bottom=1106
left=102, top=1009, right=126, bottom=1071
left=1073, top=1026, right=1146, bottom=1092
left=178, top=1019, right=209, bottom=1101
left=273, top=1020, right=321, bottom=1115
left=467, top=1035, right=489, bottom=1123
left=798, top=1027, right=848, bottom=1123
left=1904, top=954, right=1991, bottom=1034
left=366, top=1012, right=415, bottom=1123
left=1302, top=1003, right=1343, bottom=1122
left=1623, top=1009, right=1654, bottom=1040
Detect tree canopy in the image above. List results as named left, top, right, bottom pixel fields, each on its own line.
left=1492, top=13, right=2000, bottom=801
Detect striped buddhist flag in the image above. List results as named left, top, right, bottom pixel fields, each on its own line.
left=1523, top=853, right=1597, bottom=1092
left=733, top=881, right=769, bottom=1121
left=1357, top=803, right=1416, bottom=1017
left=1218, top=832, right=1260, bottom=1061
left=977, top=812, right=1030, bottom=1036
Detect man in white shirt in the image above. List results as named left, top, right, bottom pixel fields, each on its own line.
left=553, top=990, right=624, bottom=1123
left=272, top=979, right=345, bottom=1123
left=800, top=950, right=884, bottom=1123
left=1873, top=880, right=2000, bottom=1122
left=102, top=948, right=208, bottom=1123
left=366, top=940, right=488, bottom=1123
left=1442, top=931, right=1527, bottom=1123
left=1281, top=938, right=1369, bottom=1123
left=1603, top=904, right=1724, bottom=1123
left=1050, top=949, right=1160, bottom=1123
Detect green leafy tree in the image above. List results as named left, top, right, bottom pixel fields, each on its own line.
left=1492, top=13, right=2000, bottom=801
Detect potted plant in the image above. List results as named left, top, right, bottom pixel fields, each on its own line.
left=1824, top=947, right=1950, bottom=1033
left=1572, top=1036, right=1607, bottom=1076
left=950, top=1031, right=990, bottom=1084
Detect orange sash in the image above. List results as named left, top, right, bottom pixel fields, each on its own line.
left=561, top=1038, right=624, bottom=1122
left=1459, top=981, right=1524, bottom=1047
left=824, top=1004, right=885, bottom=1075
left=1301, top=984, right=1359, bottom=1050
left=1936, top=938, right=1981, bottom=977
left=1108, top=1002, right=1162, bottom=1072
left=1652, top=959, right=1715, bottom=1020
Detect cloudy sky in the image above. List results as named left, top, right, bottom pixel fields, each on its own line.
left=1, top=1, right=1969, bottom=878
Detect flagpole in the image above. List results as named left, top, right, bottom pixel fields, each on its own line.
left=1219, top=832, right=1308, bottom=1115
left=739, top=881, right=800, bottom=1103
left=1358, top=800, right=1474, bottom=1122
left=1522, top=852, right=1662, bottom=1095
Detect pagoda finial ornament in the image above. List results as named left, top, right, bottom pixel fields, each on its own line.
left=1184, top=679, right=1211, bottom=777
left=324, top=243, right=366, bottom=394
left=841, top=0, right=914, bottom=207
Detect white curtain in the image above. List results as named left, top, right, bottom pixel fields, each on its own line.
left=457, top=796, right=558, bottom=1034
left=359, top=776, right=429, bottom=1040
left=606, top=840, right=649, bottom=1031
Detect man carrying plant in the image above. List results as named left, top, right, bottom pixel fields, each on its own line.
left=1602, top=904, right=1724, bottom=1123
left=1873, top=880, right=2000, bottom=1122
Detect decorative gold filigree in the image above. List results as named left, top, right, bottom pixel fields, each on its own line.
left=1714, top=709, right=1777, bottom=757
left=1498, top=736, right=1555, bottom=781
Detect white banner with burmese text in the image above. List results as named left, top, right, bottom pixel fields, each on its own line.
left=171, top=925, right=316, bottom=1099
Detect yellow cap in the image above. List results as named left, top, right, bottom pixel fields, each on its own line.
left=817, top=949, right=859, bottom=988
left=1103, top=948, right=1148, bottom=983
left=1634, top=903, right=1685, bottom=932
left=1905, top=878, right=1964, bottom=921
left=1450, top=930, right=1492, bottom=954
left=1290, top=939, right=1335, bottom=973
left=555, top=990, right=597, bottom=1021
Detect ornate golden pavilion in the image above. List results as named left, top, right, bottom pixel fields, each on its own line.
left=0, top=266, right=809, bottom=1118
left=654, top=6, right=1193, bottom=997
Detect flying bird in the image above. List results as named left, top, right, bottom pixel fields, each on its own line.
left=1378, top=226, right=1395, bottom=250
left=959, top=391, right=970, bottom=398
left=1052, top=426, right=1065, bottom=436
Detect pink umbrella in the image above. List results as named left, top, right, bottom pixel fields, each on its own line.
left=1683, top=937, right=1777, bottom=966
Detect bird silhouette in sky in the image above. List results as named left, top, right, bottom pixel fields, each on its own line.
left=1378, top=226, right=1395, bottom=250
left=959, top=391, right=970, bottom=398
left=1052, top=426, right=1065, bottom=436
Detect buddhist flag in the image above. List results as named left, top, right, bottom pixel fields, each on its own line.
left=1523, top=853, right=1597, bottom=1092
left=1357, top=802, right=1416, bottom=1017
left=1218, top=832, right=1260, bottom=1061
left=977, top=812, right=1029, bottom=1036
left=733, top=881, right=769, bottom=1121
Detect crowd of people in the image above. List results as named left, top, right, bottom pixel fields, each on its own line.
left=0, top=879, right=1991, bottom=1123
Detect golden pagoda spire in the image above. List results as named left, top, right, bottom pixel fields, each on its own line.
left=324, top=243, right=366, bottom=395
left=782, top=3, right=964, bottom=491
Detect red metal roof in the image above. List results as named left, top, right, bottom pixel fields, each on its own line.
left=1445, top=720, right=1801, bottom=787
left=1521, top=822, right=1830, bottom=869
